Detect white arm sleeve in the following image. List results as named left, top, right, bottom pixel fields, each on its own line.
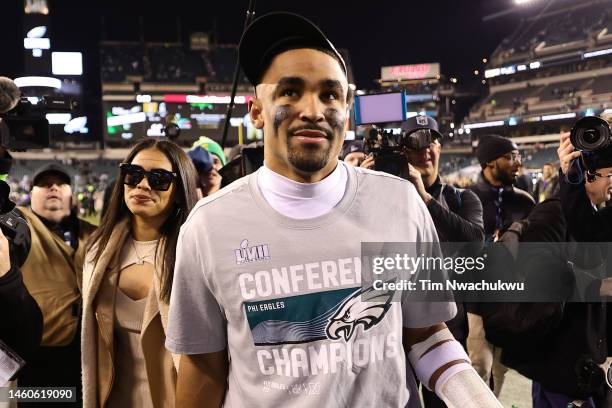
left=437, top=368, right=503, bottom=408
left=408, top=328, right=502, bottom=407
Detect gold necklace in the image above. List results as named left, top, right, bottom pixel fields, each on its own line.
left=131, top=238, right=156, bottom=265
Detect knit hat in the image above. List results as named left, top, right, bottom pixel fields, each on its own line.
left=476, top=135, right=518, bottom=166
left=191, top=136, right=226, bottom=166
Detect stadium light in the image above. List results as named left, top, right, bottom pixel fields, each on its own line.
left=583, top=48, right=612, bottom=59
left=515, top=0, right=536, bottom=5
left=52, top=52, right=83, bottom=76
left=45, top=113, right=71, bottom=125
left=107, top=112, right=147, bottom=127
left=464, top=120, right=505, bottom=129
left=541, top=113, right=576, bottom=121
left=14, top=76, right=61, bottom=89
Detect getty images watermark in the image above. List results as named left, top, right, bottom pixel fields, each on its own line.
left=368, top=252, right=519, bottom=292
left=360, top=242, right=538, bottom=303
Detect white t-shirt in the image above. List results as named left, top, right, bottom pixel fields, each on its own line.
left=166, top=165, right=456, bottom=408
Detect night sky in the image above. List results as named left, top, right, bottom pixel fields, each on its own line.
left=0, top=0, right=537, bottom=122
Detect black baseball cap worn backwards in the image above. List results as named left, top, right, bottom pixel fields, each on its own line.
left=238, top=12, right=347, bottom=86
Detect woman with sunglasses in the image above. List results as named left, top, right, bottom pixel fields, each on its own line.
left=80, top=139, right=199, bottom=408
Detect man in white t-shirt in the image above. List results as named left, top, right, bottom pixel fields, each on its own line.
left=166, top=12, right=501, bottom=408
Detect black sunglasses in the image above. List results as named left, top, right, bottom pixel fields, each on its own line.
left=119, top=163, right=176, bottom=191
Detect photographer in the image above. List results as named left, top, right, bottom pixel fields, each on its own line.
left=557, top=114, right=612, bottom=406
left=401, top=117, right=485, bottom=244
left=497, top=180, right=608, bottom=407
left=15, top=164, right=96, bottom=405
left=558, top=114, right=612, bottom=242
left=401, top=116, right=485, bottom=408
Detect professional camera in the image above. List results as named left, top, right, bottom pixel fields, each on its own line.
left=363, top=127, right=406, bottom=175
left=0, top=95, right=79, bottom=151
left=353, top=91, right=442, bottom=176
left=362, top=115, right=443, bottom=176
left=570, top=116, right=612, bottom=172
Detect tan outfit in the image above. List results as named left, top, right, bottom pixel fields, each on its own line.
left=18, top=206, right=95, bottom=346
left=81, top=218, right=179, bottom=408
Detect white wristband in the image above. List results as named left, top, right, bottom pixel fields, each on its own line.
left=410, top=340, right=470, bottom=390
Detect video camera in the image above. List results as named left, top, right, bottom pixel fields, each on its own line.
left=354, top=91, right=442, bottom=176
left=0, top=95, right=78, bottom=150
left=570, top=115, right=612, bottom=173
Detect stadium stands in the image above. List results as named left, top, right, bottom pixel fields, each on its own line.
left=495, top=1, right=612, bottom=65
left=100, top=43, right=145, bottom=81
left=464, top=0, right=612, bottom=139
left=590, top=74, right=612, bottom=94
left=100, top=42, right=248, bottom=84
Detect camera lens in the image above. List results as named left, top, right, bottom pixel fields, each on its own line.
left=571, top=116, right=611, bottom=152
left=582, top=129, right=600, bottom=145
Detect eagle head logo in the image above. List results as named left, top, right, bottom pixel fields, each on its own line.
left=325, top=281, right=395, bottom=341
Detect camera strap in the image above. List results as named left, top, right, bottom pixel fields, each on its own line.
left=0, top=339, right=25, bottom=384
left=566, top=157, right=587, bottom=185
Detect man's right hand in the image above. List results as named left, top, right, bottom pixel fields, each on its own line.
left=360, top=155, right=375, bottom=170
left=557, top=132, right=582, bottom=175
left=0, top=228, right=11, bottom=278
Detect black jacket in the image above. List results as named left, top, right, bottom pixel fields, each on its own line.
left=0, top=210, right=42, bottom=380
left=469, top=173, right=535, bottom=241
left=425, top=178, right=485, bottom=343
left=559, top=169, right=612, bottom=242
left=426, top=178, right=485, bottom=244
left=500, top=198, right=608, bottom=399
left=0, top=266, right=42, bottom=377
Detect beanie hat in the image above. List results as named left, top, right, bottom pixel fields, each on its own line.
left=191, top=136, right=227, bottom=166
left=476, top=135, right=518, bottom=166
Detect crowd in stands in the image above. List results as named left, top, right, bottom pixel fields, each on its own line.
left=495, top=1, right=611, bottom=63
left=101, top=43, right=251, bottom=84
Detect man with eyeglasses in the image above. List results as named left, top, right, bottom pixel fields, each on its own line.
left=15, top=163, right=96, bottom=405
left=467, top=135, right=534, bottom=396
left=482, top=126, right=612, bottom=408
left=470, top=135, right=535, bottom=245
left=557, top=116, right=612, bottom=407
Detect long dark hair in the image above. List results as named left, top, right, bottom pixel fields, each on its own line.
left=87, top=139, right=199, bottom=303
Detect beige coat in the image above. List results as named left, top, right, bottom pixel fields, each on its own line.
left=81, top=218, right=179, bottom=408
left=18, top=206, right=96, bottom=346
